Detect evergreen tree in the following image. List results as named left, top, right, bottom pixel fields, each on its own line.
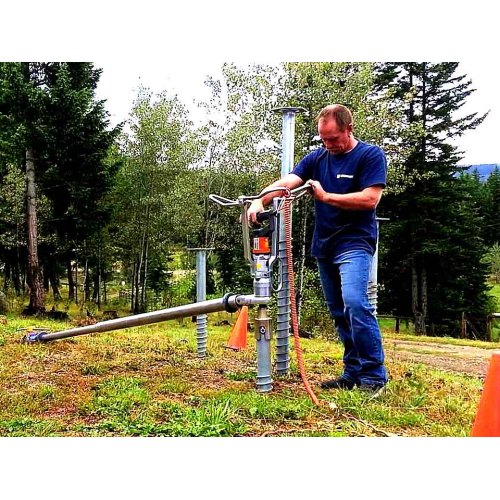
left=376, top=62, right=491, bottom=336
left=0, top=62, right=120, bottom=309
left=0, top=62, right=51, bottom=312
left=482, top=167, right=500, bottom=246
left=41, top=63, right=121, bottom=301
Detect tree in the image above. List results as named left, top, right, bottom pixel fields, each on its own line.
left=0, top=62, right=120, bottom=311
left=482, top=167, right=500, bottom=246
left=0, top=62, right=51, bottom=313
left=376, top=62, right=490, bottom=335
left=483, top=243, right=500, bottom=284
left=41, top=63, right=121, bottom=302
left=112, top=88, right=202, bottom=313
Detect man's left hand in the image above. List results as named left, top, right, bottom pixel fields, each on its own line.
left=309, top=180, right=328, bottom=202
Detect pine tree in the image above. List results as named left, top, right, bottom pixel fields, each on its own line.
left=376, top=62, right=490, bottom=336
left=0, top=62, right=120, bottom=309
left=482, top=167, right=500, bottom=246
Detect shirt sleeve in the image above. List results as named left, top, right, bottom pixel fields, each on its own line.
left=358, top=146, right=387, bottom=189
left=291, top=149, right=321, bottom=181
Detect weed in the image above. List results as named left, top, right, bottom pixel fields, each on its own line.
left=157, top=380, right=190, bottom=395
left=224, top=371, right=255, bottom=381
left=80, top=376, right=150, bottom=418
left=38, top=385, right=57, bottom=400
left=0, top=418, right=60, bottom=437
left=81, top=363, right=107, bottom=376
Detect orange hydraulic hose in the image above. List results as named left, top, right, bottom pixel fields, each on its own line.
left=283, top=197, right=321, bottom=406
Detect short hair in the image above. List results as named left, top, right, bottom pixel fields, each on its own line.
left=316, top=104, right=353, bottom=131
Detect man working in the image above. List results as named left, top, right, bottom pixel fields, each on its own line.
left=248, top=104, right=388, bottom=397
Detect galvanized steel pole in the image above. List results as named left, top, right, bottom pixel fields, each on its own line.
left=272, top=107, right=307, bottom=376
left=368, top=218, right=389, bottom=315
left=188, top=247, right=214, bottom=357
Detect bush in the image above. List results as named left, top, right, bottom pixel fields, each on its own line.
left=298, top=268, right=335, bottom=338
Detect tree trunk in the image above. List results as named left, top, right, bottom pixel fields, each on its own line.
left=25, top=147, right=45, bottom=314
left=84, top=259, right=90, bottom=303
left=411, top=256, right=427, bottom=335
left=141, top=237, right=149, bottom=311
left=48, top=265, right=62, bottom=302
left=97, top=240, right=101, bottom=309
left=67, top=259, right=75, bottom=300
left=75, top=255, right=79, bottom=305
left=134, top=258, right=141, bottom=314
left=130, top=261, right=136, bottom=313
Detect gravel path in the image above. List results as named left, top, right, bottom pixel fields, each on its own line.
left=385, top=339, right=499, bottom=378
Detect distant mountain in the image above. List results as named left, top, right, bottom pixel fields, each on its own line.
left=456, top=164, right=499, bottom=181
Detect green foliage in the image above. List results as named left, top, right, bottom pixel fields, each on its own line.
left=297, top=267, right=334, bottom=337
left=81, top=376, right=150, bottom=417
left=110, top=88, right=203, bottom=311
left=482, top=244, right=500, bottom=283
left=0, top=62, right=120, bottom=307
left=377, top=62, right=491, bottom=335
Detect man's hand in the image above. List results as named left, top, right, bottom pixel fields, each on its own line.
left=247, top=199, right=265, bottom=223
left=309, top=180, right=328, bottom=202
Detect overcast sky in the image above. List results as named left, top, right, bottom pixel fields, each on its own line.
left=94, top=60, right=498, bottom=166
left=3, top=3, right=498, bottom=167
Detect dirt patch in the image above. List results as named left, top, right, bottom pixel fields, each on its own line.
left=385, top=339, right=499, bottom=378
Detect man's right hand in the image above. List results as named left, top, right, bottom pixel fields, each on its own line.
left=247, top=199, right=265, bottom=224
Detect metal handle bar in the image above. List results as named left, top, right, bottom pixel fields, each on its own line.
left=209, top=182, right=312, bottom=208
left=208, top=194, right=240, bottom=206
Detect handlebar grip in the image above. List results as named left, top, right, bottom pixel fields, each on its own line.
left=256, top=210, right=274, bottom=223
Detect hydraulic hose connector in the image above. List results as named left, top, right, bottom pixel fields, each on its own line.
left=23, top=330, right=50, bottom=343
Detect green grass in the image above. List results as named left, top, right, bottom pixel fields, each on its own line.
left=0, top=313, right=488, bottom=437
left=489, top=282, right=500, bottom=303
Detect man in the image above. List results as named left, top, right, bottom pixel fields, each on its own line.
left=248, top=104, right=388, bottom=397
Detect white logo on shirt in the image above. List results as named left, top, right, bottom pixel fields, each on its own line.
left=336, top=174, right=354, bottom=179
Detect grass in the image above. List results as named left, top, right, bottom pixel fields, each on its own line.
left=0, top=311, right=490, bottom=437
left=489, top=282, right=500, bottom=303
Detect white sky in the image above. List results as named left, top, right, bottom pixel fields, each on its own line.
left=2, top=3, right=498, bottom=167
left=94, top=59, right=498, bottom=166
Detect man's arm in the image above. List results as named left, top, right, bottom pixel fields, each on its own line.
left=309, top=181, right=383, bottom=210
left=247, top=173, right=304, bottom=222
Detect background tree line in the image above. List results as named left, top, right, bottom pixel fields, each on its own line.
left=0, top=61, right=498, bottom=337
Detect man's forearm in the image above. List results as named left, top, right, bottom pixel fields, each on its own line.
left=259, top=174, right=304, bottom=206
left=322, top=190, right=382, bottom=210
left=309, top=182, right=383, bottom=210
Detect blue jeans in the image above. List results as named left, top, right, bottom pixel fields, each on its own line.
left=317, top=249, right=387, bottom=385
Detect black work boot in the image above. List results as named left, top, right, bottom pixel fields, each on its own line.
left=320, top=377, right=357, bottom=390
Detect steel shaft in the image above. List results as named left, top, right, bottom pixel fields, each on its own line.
left=29, top=294, right=266, bottom=342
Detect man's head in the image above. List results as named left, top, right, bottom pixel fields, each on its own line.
left=316, top=104, right=354, bottom=155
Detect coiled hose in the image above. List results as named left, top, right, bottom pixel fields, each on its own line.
left=283, top=197, right=321, bottom=406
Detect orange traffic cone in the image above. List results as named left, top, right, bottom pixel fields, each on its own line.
left=224, top=306, right=248, bottom=350
left=471, top=353, right=500, bottom=436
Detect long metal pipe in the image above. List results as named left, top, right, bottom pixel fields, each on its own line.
left=273, top=107, right=306, bottom=376
left=26, top=294, right=268, bottom=343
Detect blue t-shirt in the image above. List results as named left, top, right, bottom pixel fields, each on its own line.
left=291, top=141, right=387, bottom=258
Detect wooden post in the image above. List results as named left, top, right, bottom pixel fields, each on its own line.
left=461, top=312, right=466, bottom=339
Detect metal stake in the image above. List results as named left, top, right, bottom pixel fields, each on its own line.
left=272, top=107, right=307, bottom=376
left=188, top=247, right=214, bottom=357
left=368, top=218, right=389, bottom=315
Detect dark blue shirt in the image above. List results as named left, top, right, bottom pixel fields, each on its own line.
left=291, top=141, right=387, bottom=258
